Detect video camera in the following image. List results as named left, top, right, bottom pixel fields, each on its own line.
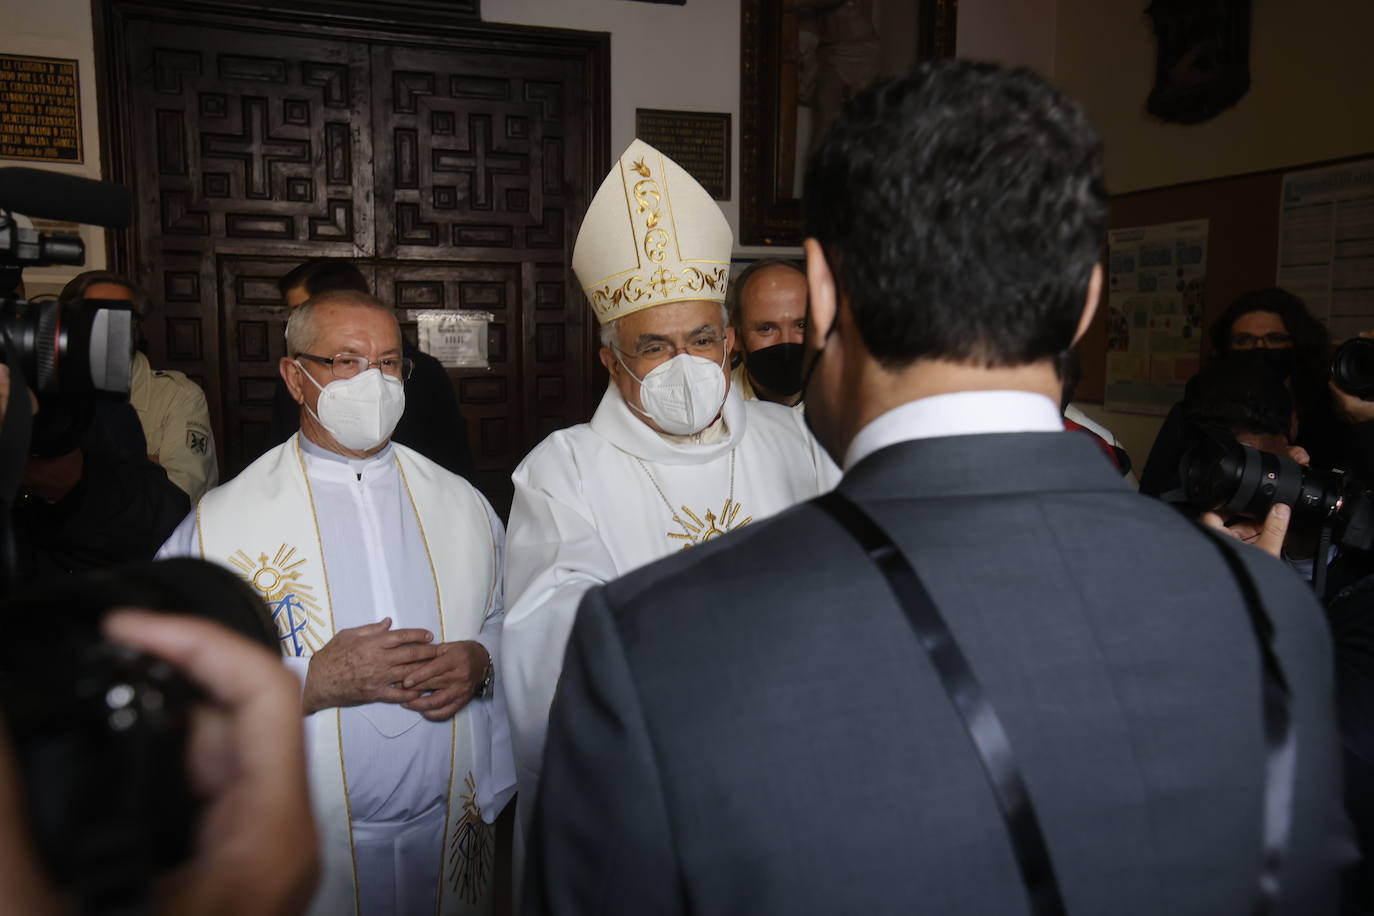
left=0, top=167, right=139, bottom=459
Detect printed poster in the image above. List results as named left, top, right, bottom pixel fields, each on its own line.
left=1277, top=158, right=1374, bottom=343
left=1104, top=220, right=1209, bottom=415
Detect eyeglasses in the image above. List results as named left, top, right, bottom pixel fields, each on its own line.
left=1229, top=332, right=1293, bottom=349
left=616, top=331, right=725, bottom=364
left=295, top=352, right=414, bottom=380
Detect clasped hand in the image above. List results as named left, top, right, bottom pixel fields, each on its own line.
left=303, top=617, right=488, bottom=721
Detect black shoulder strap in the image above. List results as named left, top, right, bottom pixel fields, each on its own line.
left=815, top=489, right=1294, bottom=916
left=1197, top=527, right=1296, bottom=916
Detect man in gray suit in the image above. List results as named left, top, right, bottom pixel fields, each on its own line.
left=529, top=60, right=1354, bottom=914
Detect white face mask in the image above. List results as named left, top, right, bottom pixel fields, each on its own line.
left=618, top=349, right=728, bottom=435
left=297, top=364, right=406, bottom=452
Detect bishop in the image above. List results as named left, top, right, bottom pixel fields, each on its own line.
left=501, top=139, right=839, bottom=875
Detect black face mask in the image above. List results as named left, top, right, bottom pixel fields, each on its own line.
left=1220, top=347, right=1298, bottom=381
left=744, top=343, right=805, bottom=398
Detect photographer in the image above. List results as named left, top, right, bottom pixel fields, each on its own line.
left=0, top=609, right=319, bottom=914
left=1183, top=360, right=1321, bottom=564
left=1187, top=361, right=1374, bottom=912
left=4, top=348, right=190, bottom=586
left=1142, top=288, right=1374, bottom=496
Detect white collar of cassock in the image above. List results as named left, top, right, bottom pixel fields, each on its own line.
left=299, top=434, right=397, bottom=484
left=844, top=390, right=1064, bottom=470
left=589, top=380, right=747, bottom=466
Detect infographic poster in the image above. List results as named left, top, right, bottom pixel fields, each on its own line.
left=1104, top=220, right=1209, bottom=415
left=1277, top=158, right=1374, bottom=343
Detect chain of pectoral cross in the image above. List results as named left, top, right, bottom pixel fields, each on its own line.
left=635, top=450, right=736, bottom=544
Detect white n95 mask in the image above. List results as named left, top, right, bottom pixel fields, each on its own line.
left=298, top=365, right=406, bottom=451
left=619, top=350, right=728, bottom=435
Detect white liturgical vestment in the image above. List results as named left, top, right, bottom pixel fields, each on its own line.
left=501, top=382, right=839, bottom=851
left=158, top=435, right=515, bottom=916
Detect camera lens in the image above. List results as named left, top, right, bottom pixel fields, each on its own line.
left=1333, top=337, right=1374, bottom=401
left=0, top=298, right=133, bottom=397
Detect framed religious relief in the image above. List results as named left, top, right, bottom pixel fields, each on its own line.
left=1145, top=0, right=1251, bottom=124
left=739, top=0, right=957, bottom=246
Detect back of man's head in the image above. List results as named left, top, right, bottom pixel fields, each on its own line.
left=803, top=59, right=1106, bottom=369
left=278, top=259, right=370, bottom=300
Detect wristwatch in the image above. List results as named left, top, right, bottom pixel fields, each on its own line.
left=472, top=655, right=494, bottom=699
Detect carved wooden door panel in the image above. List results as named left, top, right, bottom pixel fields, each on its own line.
left=114, top=8, right=605, bottom=514
left=371, top=44, right=593, bottom=509
left=122, top=20, right=374, bottom=474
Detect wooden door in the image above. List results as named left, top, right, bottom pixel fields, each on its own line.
left=105, top=3, right=608, bottom=514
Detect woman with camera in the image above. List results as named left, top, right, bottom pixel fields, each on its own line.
left=1140, top=287, right=1374, bottom=496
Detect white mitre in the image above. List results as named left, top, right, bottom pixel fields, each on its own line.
left=573, top=138, right=733, bottom=325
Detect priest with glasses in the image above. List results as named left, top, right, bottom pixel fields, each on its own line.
left=501, top=139, right=838, bottom=878
left=159, top=289, right=514, bottom=916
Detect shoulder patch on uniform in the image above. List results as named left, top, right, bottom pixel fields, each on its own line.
left=187, top=428, right=210, bottom=455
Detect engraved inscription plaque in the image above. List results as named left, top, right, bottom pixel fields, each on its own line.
left=635, top=108, right=730, bottom=201
left=0, top=54, right=82, bottom=162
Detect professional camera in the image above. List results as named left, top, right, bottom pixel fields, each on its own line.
left=1332, top=337, right=1374, bottom=402
left=0, top=170, right=135, bottom=402
left=0, top=559, right=277, bottom=912
left=1177, top=427, right=1374, bottom=554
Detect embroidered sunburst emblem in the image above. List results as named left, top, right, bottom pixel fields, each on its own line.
left=449, top=772, right=494, bottom=904
left=228, top=544, right=327, bottom=658
left=668, top=498, right=752, bottom=549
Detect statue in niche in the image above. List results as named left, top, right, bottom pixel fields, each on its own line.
left=787, top=0, right=881, bottom=155
left=1146, top=0, right=1252, bottom=125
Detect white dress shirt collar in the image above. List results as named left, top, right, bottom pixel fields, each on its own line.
left=844, top=390, right=1064, bottom=470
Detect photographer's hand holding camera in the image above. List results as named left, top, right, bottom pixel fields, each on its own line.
left=1, top=609, right=319, bottom=915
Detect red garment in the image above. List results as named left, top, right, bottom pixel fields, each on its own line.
left=1064, top=417, right=1126, bottom=473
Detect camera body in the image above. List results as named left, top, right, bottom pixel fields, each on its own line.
left=0, top=559, right=278, bottom=911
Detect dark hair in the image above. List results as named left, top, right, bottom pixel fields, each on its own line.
left=727, top=258, right=805, bottom=331
left=1208, top=287, right=1328, bottom=361
left=277, top=260, right=370, bottom=298
left=59, top=270, right=151, bottom=318
left=802, top=59, right=1107, bottom=368
left=1182, top=356, right=1294, bottom=440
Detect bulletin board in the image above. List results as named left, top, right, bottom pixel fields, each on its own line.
left=1076, top=152, right=1374, bottom=402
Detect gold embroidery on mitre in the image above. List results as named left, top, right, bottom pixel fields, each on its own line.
left=448, top=771, right=494, bottom=904
left=666, top=498, right=753, bottom=550
left=228, top=544, right=327, bottom=658
left=587, top=264, right=729, bottom=322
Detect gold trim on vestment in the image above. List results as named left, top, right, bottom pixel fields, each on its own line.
left=293, top=436, right=361, bottom=916
left=397, top=457, right=460, bottom=916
